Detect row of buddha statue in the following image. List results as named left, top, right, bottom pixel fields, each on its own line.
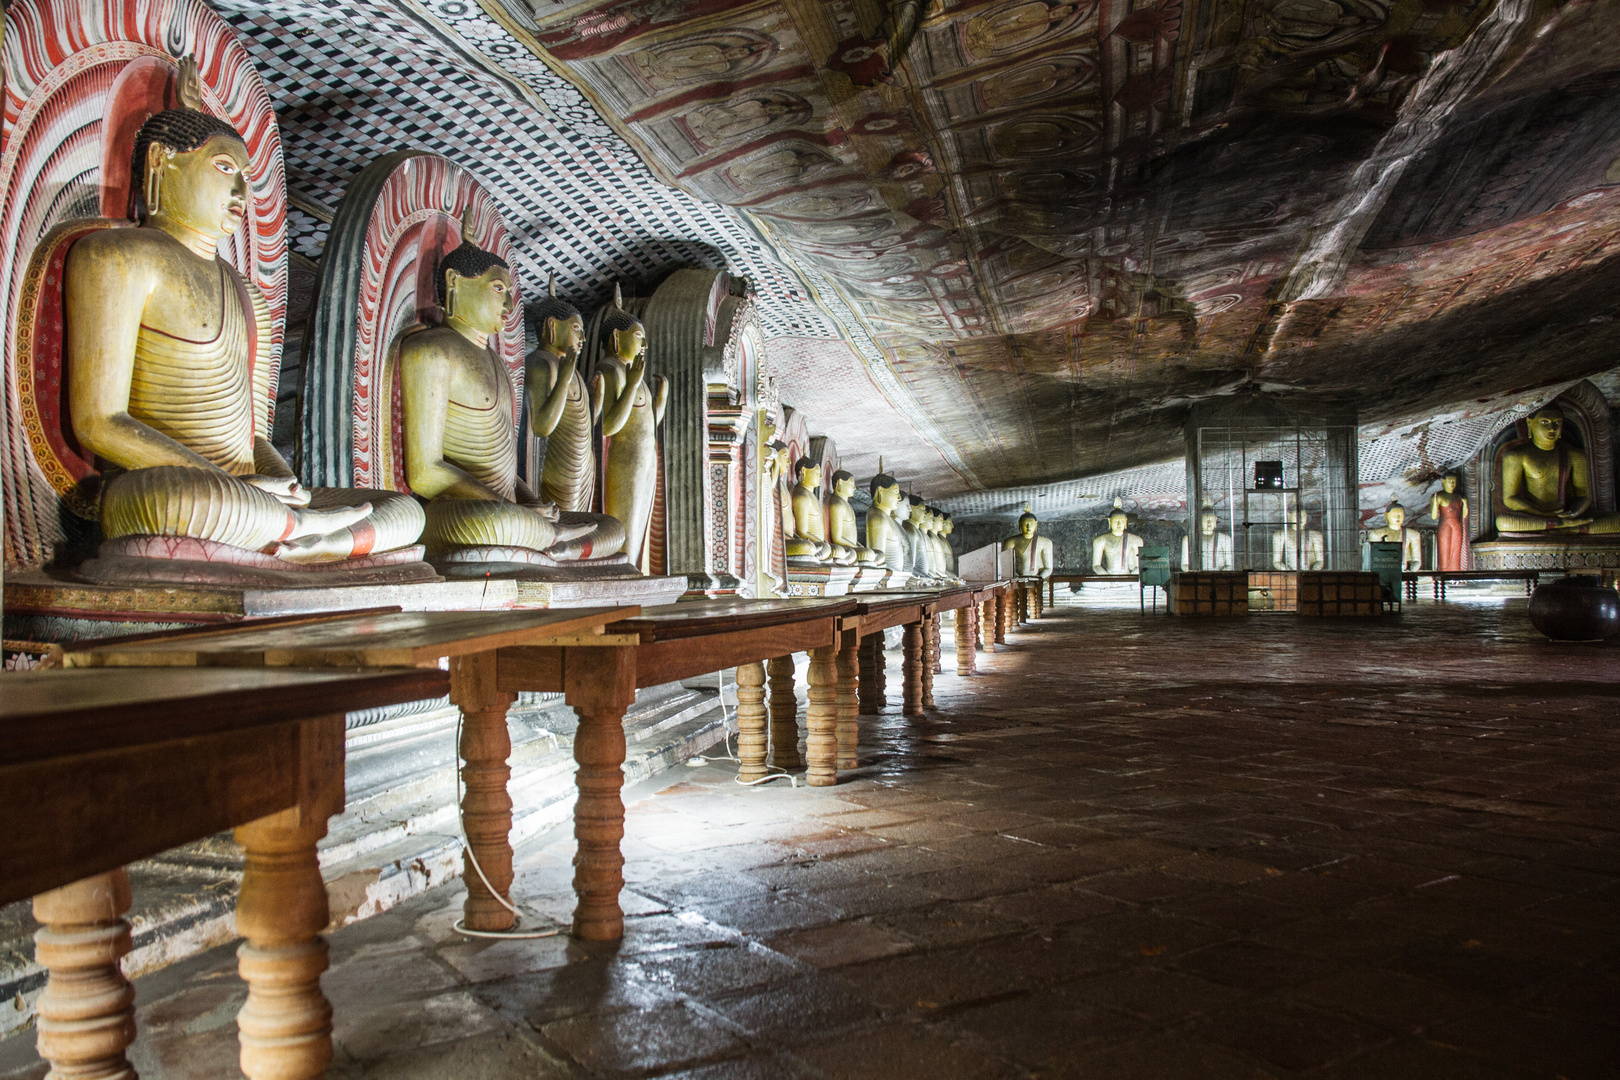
left=60, top=63, right=663, bottom=580
left=772, top=454, right=962, bottom=584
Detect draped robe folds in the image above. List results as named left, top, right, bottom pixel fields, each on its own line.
left=100, top=262, right=423, bottom=556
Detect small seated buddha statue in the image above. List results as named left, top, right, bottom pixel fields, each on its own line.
left=399, top=221, right=596, bottom=560
left=1005, top=506, right=1055, bottom=578
left=597, top=287, right=669, bottom=570
left=866, top=467, right=909, bottom=578
left=1091, top=499, right=1142, bottom=574
left=1366, top=501, right=1423, bottom=571
left=1497, top=407, right=1620, bottom=534
left=1272, top=508, right=1325, bottom=571
left=1181, top=499, right=1234, bottom=570
left=786, top=457, right=837, bottom=562
left=523, top=279, right=626, bottom=559
left=904, top=495, right=936, bottom=579
left=67, top=68, right=424, bottom=564
left=826, top=469, right=879, bottom=564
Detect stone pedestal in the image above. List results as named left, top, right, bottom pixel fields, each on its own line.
left=1472, top=537, right=1620, bottom=572
left=783, top=561, right=861, bottom=597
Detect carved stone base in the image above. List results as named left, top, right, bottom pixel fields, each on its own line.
left=431, top=546, right=635, bottom=578
left=76, top=536, right=439, bottom=589
left=1472, top=537, right=1620, bottom=571
left=784, top=561, right=861, bottom=597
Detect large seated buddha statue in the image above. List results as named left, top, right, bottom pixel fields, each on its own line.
left=786, top=457, right=836, bottom=562
left=865, top=467, right=910, bottom=585
left=826, top=469, right=879, bottom=565
left=398, top=224, right=625, bottom=567
left=1497, top=407, right=1620, bottom=535
left=66, top=69, right=425, bottom=572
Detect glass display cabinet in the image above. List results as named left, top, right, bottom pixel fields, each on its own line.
left=1184, top=400, right=1359, bottom=599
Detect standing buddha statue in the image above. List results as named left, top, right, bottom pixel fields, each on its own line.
left=1430, top=471, right=1468, bottom=571
left=67, top=62, right=424, bottom=564
left=596, top=286, right=669, bottom=571
left=524, top=279, right=626, bottom=558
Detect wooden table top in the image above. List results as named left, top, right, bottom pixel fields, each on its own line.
left=851, top=587, right=973, bottom=613
left=1, top=665, right=448, bottom=767
left=60, top=605, right=640, bottom=668
left=607, top=597, right=856, bottom=641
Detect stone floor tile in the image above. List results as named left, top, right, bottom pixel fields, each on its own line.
left=1313, top=1035, right=1543, bottom=1080
left=765, top=919, right=914, bottom=968
left=1059, top=1031, right=1285, bottom=1079
left=539, top=1001, right=747, bottom=1076
left=1288, top=967, right=1496, bottom=1031
left=1425, top=1004, right=1620, bottom=1080
left=650, top=1053, right=816, bottom=1079
left=1066, top=965, right=1246, bottom=1023
left=789, top=1020, right=1021, bottom=1080
left=1190, top=999, right=1391, bottom=1072
left=339, top=1029, right=575, bottom=1079
left=933, top=989, right=1149, bottom=1069
left=700, top=975, right=879, bottom=1045
left=337, top=989, right=506, bottom=1064
left=1171, top=939, right=1342, bottom=991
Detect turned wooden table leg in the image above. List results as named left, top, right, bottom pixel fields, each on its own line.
left=922, top=617, right=937, bottom=710
left=981, top=599, right=996, bottom=652
left=565, top=646, right=637, bottom=941
left=955, top=607, right=974, bottom=675
left=767, top=655, right=801, bottom=769
left=902, top=622, right=924, bottom=716
left=1033, top=582, right=1044, bottom=619
left=858, top=633, right=884, bottom=714
left=450, top=653, right=518, bottom=932
left=805, top=644, right=839, bottom=786
left=835, top=630, right=859, bottom=769
left=235, top=712, right=344, bottom=1080
left=996, top=592, right=1009, bottom=643
left=735, top=661, right=768, bottom=782
left=33, top=871, right=136, bottom=1080
left=931, top=614, right=943, bottom=675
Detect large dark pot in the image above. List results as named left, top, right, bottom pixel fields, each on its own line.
left=1527, top=575, right=1620, bottom=641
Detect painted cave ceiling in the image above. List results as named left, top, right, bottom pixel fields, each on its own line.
left=222, top=0, right=1620, bottom=503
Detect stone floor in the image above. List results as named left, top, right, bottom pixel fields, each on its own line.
left=3, top=594, right=1618, bottom=1079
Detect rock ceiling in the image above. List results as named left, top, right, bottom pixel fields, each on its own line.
left=481, top=0, right=1620, bottom=495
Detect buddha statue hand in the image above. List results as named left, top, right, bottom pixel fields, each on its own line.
left=242, top=474, right=313, bottom=506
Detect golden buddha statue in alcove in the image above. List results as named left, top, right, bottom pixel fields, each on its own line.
left=786, top=457, right=836, bottom=562
left=399, top=221, right=619, bottom=561
left=67, top=63, right=423, bottom=563
left=1498, top=407, right=1620, bottom=534
left=826, top=469, right=878, bottom=565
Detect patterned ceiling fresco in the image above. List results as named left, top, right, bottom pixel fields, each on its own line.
left=205, top=0, right=1620, bottom=508
left=473, top=0, right=1620, bottom=495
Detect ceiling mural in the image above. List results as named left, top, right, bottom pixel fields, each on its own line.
left=473, top=0, right=1620, bottom=496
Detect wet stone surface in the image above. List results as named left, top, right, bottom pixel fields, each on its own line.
left=2, top=595, right=1617, bottom=1078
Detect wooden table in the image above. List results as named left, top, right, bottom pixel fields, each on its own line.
left=1402, top=569, right=1540, bottom=601
left=2, top=664, right=449, bottom=1080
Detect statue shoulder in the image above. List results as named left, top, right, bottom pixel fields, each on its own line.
left=66, top=224, right=169, bottom=281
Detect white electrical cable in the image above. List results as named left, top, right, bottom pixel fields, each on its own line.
left=683, top=668, right=800, bottom=787
left=451, top=710, right=566, bottom=940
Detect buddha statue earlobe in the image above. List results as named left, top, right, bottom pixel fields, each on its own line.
left=143, top=145, right=164, bottom=218
left=443, top=268, right=458, bottom=320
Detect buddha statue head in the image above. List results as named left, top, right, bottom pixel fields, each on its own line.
left=529, top=275, right=584, bottom=358
left=598, top=284, right=647, bottom=363
left=870, top=470, right=902, bottom=514
left=1527, top=406, right=1566, bottom=451
left=1108, top=499, right=1128, bottom=538
left=795, top=457, right=822, bottom=493
left=437, top=209, right=514, bottom=345
left=131, top=62, right=251, bottom=252
left=1442, top=471, right=1460, bottom=494
left=943, top=514, right=954, bottom=538
left=908, top=494, right=926, bottom=526
left=1018, top=510, right=1038, bottom=539
left=831, top=469, right=856, bottom=500
left=1385, top=502, right=1407, bottom=533
left=1200, top=500, right=1219, bottom=536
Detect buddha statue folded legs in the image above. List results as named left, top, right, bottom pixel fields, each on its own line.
left=64, top=76, right=429, bottom=583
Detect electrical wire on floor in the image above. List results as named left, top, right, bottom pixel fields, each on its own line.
left=683, top=668, right=799, bottom=787
left=451, top=709, right=567, bottom=940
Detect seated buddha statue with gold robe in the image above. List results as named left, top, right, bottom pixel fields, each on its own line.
left=866, top=469, right=909, bottom=579
left=786, top=457, right=837, bottom=562
left=398, top=232, right=606, bottom=562
left=67, top=91, right=424, bottom=563
left=1498, top=407, right=1620, bottom=535
left=826, top=469, right=878, bottom=565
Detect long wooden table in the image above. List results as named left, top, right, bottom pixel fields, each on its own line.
left=2, top=665, right=449, bottom=1080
